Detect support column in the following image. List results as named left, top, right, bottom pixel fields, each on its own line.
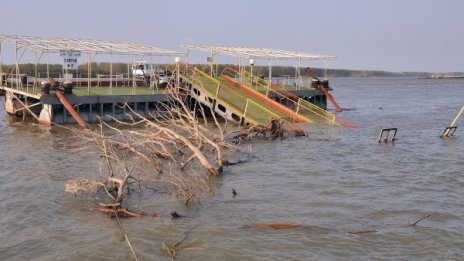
left=89, top=103, right=93, bottom=122
left=39, top=104, right=53, bottom=126
left=5, top=92, right=15, bottom=114
left=100, top=103, right=103, bottom=118
left=62, top=106, right=66, bottom=124
left=145, top=102, right=148, bottom=118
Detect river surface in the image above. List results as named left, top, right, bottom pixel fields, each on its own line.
left=0, top=77, right=463, bottom=260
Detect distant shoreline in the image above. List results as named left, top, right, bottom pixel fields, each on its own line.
left=418, top=75, right=464, bottom=80
left=1, top=63, right=462, bottom=78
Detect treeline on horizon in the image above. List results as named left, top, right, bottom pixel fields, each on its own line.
left=0, top=63, right=430, bottom=78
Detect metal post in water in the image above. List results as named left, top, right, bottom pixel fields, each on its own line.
left=441, top=105, right=464, bottom=137
left=449, top=106, right=464, bottom=127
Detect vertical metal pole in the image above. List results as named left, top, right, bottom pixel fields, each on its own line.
left=62, top=53, right=65, bottom=80
left=324, top=60, right=328, bottom=80
left=295, top=59, right=299, bottom=89
left=34, top=51, right=38, bottom=89
left=35, top=51, right=43, bottom=93
left=65, top=52, right=68, bottom=81
left=77, top=55, right=79, bottom=88
left=177, top=62, right=180, bottom=87
left=268, top=58, right=272, bottom=84
left=210, top=51, right=213, bottom=77
left=175, top=56, right=180, bottom=87
left=0, top=41, right=3, bottom=86
left=238, top=56, right=242, bottom=76
left=214, top=53, right=218, bottom=77
left=132, top=55, right=136, bottom=90
left=127, top=61, right=130, bottom=87
left=46, top=51, right=50, bottom=78
left=0, top=41, right=3, bottom=85
left=110, top=52, right=113, bottom=88
left=87, top=53, right=91, bottom=95
left=15, top=43, right=19, bottom=89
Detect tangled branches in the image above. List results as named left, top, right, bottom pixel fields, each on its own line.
left=65, top=85, right=249, bottom=209
left=65, top=80, right=306, bottom=211
left=230, top=118, right=306, bottom=144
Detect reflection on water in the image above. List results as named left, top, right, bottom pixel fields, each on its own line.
left=0, top=77, right=463, bottom=260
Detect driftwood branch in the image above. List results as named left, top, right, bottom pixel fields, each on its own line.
left=114, top=212, right=140, bottom=261
left=162, top=226, right=200, bottom=260
left=349, top=230, right=377, bottom=235
left=410, top=214, right=432, bottom=227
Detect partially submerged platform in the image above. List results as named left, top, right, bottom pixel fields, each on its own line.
left=181, top=67, right=328, bottom=126
left=0, top=35, right=353, bottom=128
left=0, top=34, right=181, bottom=126
left=181, top=45, right=356, bottom=127
left=0, top=84, right=169, bottom=125
left=1, top=76, right=326, bottom=126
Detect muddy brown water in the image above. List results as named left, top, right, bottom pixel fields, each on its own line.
left=1, top=77, right=463, bottom=260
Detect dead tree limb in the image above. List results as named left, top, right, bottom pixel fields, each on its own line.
left=410, top=214, right=432, bottom=227
left=349, top=230, right=377, bottom=235
left=114, top=212, right=140, bottom=261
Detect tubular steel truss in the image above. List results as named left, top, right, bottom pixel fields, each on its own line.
left=0, top=34, right=181, bottom=56
left=182, top=45, right=336, bottom=61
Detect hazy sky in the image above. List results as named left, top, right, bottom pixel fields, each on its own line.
left=1, top=0, right=463, bottom=72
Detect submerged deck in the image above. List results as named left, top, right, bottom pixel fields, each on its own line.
left=181, top=68, right=328, bottom=126
left=1, top=85, right=168, bottom=101
left=0, top=84, right=170, bottom=125
left=1, top=72, right=329, bottom=127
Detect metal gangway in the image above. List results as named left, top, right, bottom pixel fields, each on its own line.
left=221, top=67, right=356, bottom=128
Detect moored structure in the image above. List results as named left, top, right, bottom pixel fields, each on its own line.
left=181, top=45, right=355, bottom=127
left=0, top=35, right=182, bottom=126
left=0, top=35, right=354, bottom=128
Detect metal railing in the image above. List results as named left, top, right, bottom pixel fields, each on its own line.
left=222, top=67, right=340, bottom=126
left=0, top=73, right=39, bottom=95
left=182, top=67, right=284, bottom=125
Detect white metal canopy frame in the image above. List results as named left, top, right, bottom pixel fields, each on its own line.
left=0, top=35, right=184, bottom=93
left=0, top=34, right=182, bottom=56
left=181, top=44, right=336, bottom=61
left=182, top=44, right=336, bottom=86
